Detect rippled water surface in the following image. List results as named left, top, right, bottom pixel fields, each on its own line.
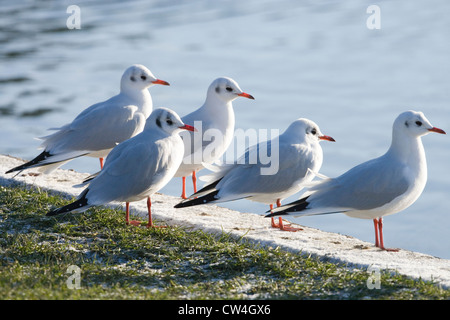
left=1, top=0, right=449, bottom=258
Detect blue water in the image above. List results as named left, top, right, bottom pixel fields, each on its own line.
left=1, top=0, right=449, bottom=259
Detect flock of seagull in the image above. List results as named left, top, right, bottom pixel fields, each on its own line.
left=5, top=64, right=446, bottom=251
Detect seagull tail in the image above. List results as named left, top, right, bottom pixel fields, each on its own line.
left=6, top=150, right=89, bottom=175
left=265, top=196, right=310, bottom=217
left=46, top=189, right=90, bottom=216
left=174, top=190, right=219, bottom=208
left=5, top=151, right=52, bottom=174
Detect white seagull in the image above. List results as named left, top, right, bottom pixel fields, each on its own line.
left=46, top=108, right=195, bottom=228
left=266, top=110, right=446, bottom=250
left=6, top=64, right=169, bottom=175
left=175, top=118, right=335, bottom=231
left=174, top=77, right=254, bottom=199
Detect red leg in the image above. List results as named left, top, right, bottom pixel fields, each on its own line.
left=278, top=217, right=303, bottom=232
left=270, top=200, right=302, bottom=231
left=181, top=172, right=197, bottom=199
left=373, top=218, right=398, bottom=251
left=181, top=176, right=187, bottom=199
left=146, top=196, right=166, bottom=228
left=192, top=171, right=197, bottom=193
left=99, top=157, right=104, bottom=169
left=278, top=218, right=303, bottom=232
left=270, top=204, right=279, bottom=228
left=147, top=197, right=153, bottom=228
left=125, top=202, right=141, bottom=226
left=377, top=218, right=399, bottom=252
left=373, top=218, right=380, bottom=248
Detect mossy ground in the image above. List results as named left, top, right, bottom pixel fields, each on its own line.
left=0, top=184, right=448, bottom=300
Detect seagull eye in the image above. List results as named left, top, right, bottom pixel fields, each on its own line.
left=141, top=75, right=147, bottom=81
left=166, top=118, right=173, bottom=125
left=415, top=121, right=422, bottom=126
left=226, top=87, right=233, bottom=92
left=311, top=128, right=317, bottom=135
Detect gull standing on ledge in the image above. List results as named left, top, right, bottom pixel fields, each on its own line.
left=47, top=108, right=195, bottom=228
left=175, top=118, right=335, bottom=232
left=266, top=110, right=445, bottom=250
left=174, top=77, right=254, bottom=199
left=6, top=64, right=169, bottom=175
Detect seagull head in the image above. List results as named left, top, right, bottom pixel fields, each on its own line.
left=284, top=118, right=335, bottom=144
left=395, top=110, right=446, bottom=138
left=146, top=107, right=195, bottom=134
left=207, top=77, right=254, bottom=104
left=121, top=64, right=170, bottom=92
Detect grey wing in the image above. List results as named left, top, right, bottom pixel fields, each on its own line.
left=216, top=142, right=314, bottom=199
left=309, top=156, right=410, bottom=211
left=42, top=97, right=145, bottom=153
left=86, top=140, right=160, bottom=203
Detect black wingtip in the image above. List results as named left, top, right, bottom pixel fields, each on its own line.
left=46, top=189, right=89, bottom=216
left=6, top=151, right=52, bottom=174
left=6, top=166, right=22, bottom=174
left=264, top=196, right=310, bottom=218
left=265, top=212, right=289, bottom=218
left=82, top=172, right=99, bottom=184
left=46, top=208, right=64, bottom=216
left=174, top=202, right=188, bottom=209
left=174, top=190, right=219, bottom=209
left=174, top=178, right=223, bottom=209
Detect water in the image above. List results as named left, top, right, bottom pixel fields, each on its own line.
left=1, top=0, right=449, bottom=259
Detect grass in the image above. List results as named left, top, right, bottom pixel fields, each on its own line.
left=0, top=184, right=449, bottom=300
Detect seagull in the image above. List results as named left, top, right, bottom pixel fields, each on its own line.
left=174, top=77, right=254, bottom=199
left=175, top=118, right=335, bottom=231
left=46, top=108, right=195, bottom=228
left=266, top=110, right=446, bottom=250
left=6, top=64, right=169, bottom=175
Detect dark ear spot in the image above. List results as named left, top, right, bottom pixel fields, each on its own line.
left=156, top=117, right=162, bottom=128
left=215, top=86, right=220, bottom=94
left=130, top=76, right=136, bottom=82
left=405, top=121, right=409, bottom=127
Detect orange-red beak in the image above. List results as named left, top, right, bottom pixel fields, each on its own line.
left=179, top=124, right=196, bottom=132
left=428, top=127, right=446, bottom=134
left=152, top=79, right=170, bottom=86
left=319, top=135, right=335, bottom=142
left=237, top=92, right=255, bottom=100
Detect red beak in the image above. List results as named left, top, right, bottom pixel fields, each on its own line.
left=319, top=135, right=335, bottom=142
left=428, top=127, right=446, bottom=134
left=152, top=79, right=170, bottom=86
left=179, top=124, right=196, bottom=132
left=237, top=92, right=255, bottom=100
